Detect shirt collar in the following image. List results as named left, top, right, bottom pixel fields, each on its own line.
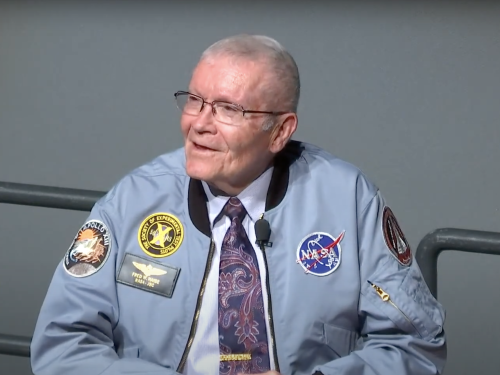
left=202, top=167, right=274, bottom=227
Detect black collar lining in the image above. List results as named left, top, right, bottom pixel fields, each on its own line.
left=188, top=140, right=304, bottom=237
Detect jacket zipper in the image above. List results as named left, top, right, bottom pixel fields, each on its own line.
left=258, top=214, right=280, bottom=372
left=177, top=240, right=216, bottom=373
left=367, top=280, right=422, bottom=338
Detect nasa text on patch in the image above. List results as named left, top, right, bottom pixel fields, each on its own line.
left=296, top=231, right=344, bottom=276
left=382, top=206, right=412, bottom=266
left=63, top=220, right=111, bottom=277
left=117, top=253, right=180, bottom=298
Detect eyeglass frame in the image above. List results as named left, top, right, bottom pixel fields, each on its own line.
left=174, top=90, right=289, bottom=120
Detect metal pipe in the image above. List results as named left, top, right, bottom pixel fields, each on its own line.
left=0, top=181, right=105, bottom=212
left=416, top=228, right=500, bottom=299
left=0, top=333, right=31, bottom=357
left=0, top=181, right=106, bottom=359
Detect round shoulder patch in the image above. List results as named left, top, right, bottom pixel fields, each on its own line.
left=138, top=213, right=184, bottom=258
left=64, top=220, right=111, bottom=277
left=296, top=231, right=344, bottom=276
left=382, top=206, right=412, bottom=266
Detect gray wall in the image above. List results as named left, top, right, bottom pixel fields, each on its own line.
left=1, top=1, right=499, bottom=374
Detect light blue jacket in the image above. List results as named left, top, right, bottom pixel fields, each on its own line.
left=31, top=141, right=446, bottom=375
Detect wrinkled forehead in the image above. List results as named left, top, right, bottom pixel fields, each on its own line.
left=188, top=56, right=272, bottom=106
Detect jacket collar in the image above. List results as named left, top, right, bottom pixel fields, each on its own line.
left=188, top=140, right=304, bottom=237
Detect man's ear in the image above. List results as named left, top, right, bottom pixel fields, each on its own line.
left=269, top=113, right=298, bottom=154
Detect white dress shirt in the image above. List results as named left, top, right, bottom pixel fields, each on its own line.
left=184, top=167, right=275, bottom=375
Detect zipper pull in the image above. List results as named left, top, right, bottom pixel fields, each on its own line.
left=367, top=280, right=390, bottom=302
left=367, top=280, right=422, bottom=338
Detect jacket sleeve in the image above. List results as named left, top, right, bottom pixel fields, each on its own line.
left=314, top=189, right=447, bottom=375
left=30, top=199, right=179, bottom=375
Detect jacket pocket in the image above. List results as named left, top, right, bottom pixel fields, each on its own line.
left=323, top=323, right=359, bottom=358
left=400, top=267, right=445, bottom=339
left=363, top=267, right=445, bottom=341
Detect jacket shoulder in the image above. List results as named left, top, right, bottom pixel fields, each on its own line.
left=96, top=147, right=187, bottom=206
left=293, top=141, right=380, bottom=208
left=299, top=142, right=376, bottom=183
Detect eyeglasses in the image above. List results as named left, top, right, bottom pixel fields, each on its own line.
left=174, top=91, right=287, bottom=126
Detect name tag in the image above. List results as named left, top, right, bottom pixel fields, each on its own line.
left=117, top=253, right=180, bottom=298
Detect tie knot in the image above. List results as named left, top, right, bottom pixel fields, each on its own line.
left=223, top=197, right=247, bottom=221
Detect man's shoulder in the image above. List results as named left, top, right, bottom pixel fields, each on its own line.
left=291, top=141, right=379, bottom=199
left=129, top=147, right=187, bottom=179
left=294, top=141, right=366, bottom=178
left=97, top=147, right=187, bottom=205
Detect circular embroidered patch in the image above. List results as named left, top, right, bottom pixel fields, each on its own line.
left=64, top=220, right=111, bottom=277
left=138, top=213, right=184, bottom=258
left=382, top=206, right=412, bottom=266
left=296, top=231, right=344, bottom=276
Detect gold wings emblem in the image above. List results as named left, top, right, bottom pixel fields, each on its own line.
left=133, top=261, right=167, bottom=278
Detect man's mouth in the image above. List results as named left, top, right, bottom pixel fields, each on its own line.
left=193, top=142, right=215, bottom=151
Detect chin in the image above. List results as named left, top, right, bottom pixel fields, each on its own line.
left=185, top=159, right=215, bottom=182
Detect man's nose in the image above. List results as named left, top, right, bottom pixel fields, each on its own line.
left=192, top=103, right=216, bottom=132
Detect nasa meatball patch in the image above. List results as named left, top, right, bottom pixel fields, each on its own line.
left=296, top=231, right=344, bottom=276
left=63, top=220, right=111, bottom=277
left=382, top=207, right=412, bottom=266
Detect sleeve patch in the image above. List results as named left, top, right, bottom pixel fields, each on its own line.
left=382, top=206, right=412, bottom=266
left=63, top=220, right=112, bottom=277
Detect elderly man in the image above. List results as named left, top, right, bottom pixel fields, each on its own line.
left=31, top=35, right=446, bottom=375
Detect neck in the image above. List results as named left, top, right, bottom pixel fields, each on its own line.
left=208, top=160, right=274, bottom=197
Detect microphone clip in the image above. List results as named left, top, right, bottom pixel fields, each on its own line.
left=256, top=240, right=273, bottom=248
left=254, top=215, right=272, bottom=248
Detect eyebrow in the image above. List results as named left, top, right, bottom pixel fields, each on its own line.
left=188, top=90, right=247, bottom=107
left=214, top=96, right=245, bottom=106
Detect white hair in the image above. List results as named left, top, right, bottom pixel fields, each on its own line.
left=200, top=34, right=300, bottom=130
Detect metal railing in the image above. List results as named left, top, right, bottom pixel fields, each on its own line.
left=0, top=334, right=31, bottom=358
left=2, top=180, right=500, bottom=358
left=0, top=181, right=104, bottom=211
left=416, top=227, right=500, bottom=298
left=0, top=181, right=105, bottom=358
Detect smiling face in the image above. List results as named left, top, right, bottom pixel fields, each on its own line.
left=180, top=55, right=295, bottom=195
